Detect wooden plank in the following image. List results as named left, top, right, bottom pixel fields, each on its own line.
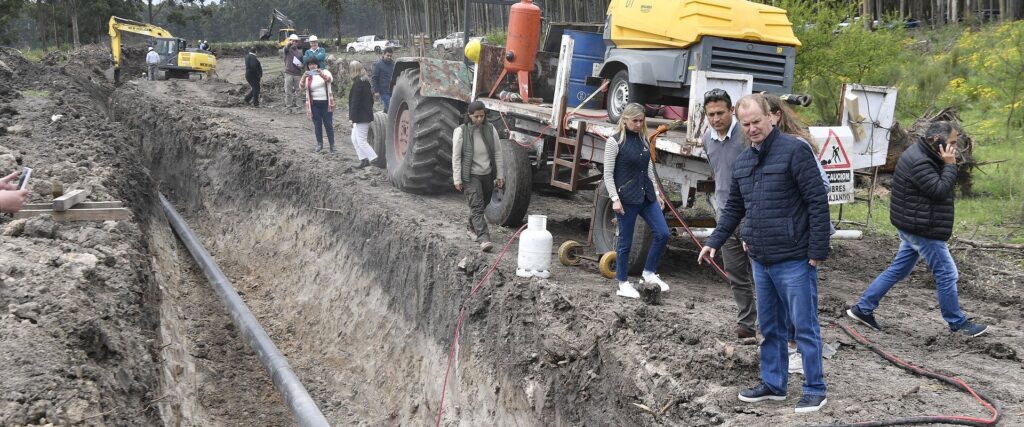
left=52, top=189, right=91, bottom=211
left=23, top=201, right=123, bottom=210
left=13, top=208, right=130, bottom=221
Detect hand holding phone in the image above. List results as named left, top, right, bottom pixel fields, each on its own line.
left=17, top=167, right=31, bottom=190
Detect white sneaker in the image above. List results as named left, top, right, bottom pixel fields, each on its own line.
left=616, top=281, right=640, bottom=299
left=788, top=351, right=804, bottom=375
left=642, top=271, right=669, bottom=292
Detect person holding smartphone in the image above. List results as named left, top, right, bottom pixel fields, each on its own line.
left=0, top=170, right=29, bottom=213
left=299, top=57, right=336, bottom=153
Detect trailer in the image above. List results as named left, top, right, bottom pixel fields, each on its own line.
left=371, top=28, right=857, bottom=278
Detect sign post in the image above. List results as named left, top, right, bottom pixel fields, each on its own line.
left=810, top=127, right=855, bottom=205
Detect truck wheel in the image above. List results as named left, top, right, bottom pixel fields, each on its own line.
left=375, top=46, right=382, bottom=54
left=347, top=47, right=355, bottom=53
left=368, top=111, right=388, bottom=168
left=592, top=184, right=653, bottom=276
left=606, top=70, right=634, bottom=124
left=385, top=68, right=465, bottom=194
left=485, top=139, right=532, bottom=226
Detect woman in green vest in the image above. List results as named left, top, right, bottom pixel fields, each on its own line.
left=452, top=101, right=505, bottom=252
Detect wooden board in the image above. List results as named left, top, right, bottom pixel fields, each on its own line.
left=23, top=201, right=123, bottom=210
left=13, top=207, right=130, bottom=221
left=53, top=189, right=91, bottom=211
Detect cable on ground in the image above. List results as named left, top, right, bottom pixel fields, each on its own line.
left=435, top=223, right=529, bottom=427
left=810, top=321, right=1002, bottom=427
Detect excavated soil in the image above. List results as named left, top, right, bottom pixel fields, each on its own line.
left=2, top=46, right=1023, bottom=426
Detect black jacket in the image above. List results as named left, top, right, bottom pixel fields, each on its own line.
left=245, top=53, right=262, bottom=81
left=706, top=128, right=831, bottom=265
left=890, top=139, right=957, bottom=241
left=348, top=79, right=374, bottom=123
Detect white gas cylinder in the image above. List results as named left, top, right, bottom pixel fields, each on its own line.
left=516, top=215, right=553, bottom=278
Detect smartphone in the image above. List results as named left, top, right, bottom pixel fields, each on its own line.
left=17, top=167, right=31, bottom=190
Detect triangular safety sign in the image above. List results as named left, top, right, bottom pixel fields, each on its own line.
left=818, top=129, right=852, bottom=169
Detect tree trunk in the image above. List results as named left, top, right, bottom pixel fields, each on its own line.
left=863, top=0, right=874, bottom=29
left=900, top=0, right=907, bottom=19
left=69, top=0, right=80, bottom=49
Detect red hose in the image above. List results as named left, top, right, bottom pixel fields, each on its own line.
left=435, top=224, right=529, bottom=427
left=811, top=322, right=1002, bottom=427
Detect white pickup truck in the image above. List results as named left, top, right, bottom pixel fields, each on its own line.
left=346, top=35, right=399, bottom=53
left=432, top=32, right=484, bottom=50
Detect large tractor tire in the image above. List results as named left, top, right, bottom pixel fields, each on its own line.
left=385, top=68, right=465, bottom=194
left=485, top=139, right=532, bottom=227
left=592, top=184, right=653, bottom=276
left=367, top=111, right=388, bottom=168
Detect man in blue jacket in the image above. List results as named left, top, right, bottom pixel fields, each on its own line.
left=302, top=35, right=327, bottom=69
left=699, top=94, right=831, bottom=413
left=847, top=121, right=988, bottom=337
left=372, top=47, right=395, bottom=113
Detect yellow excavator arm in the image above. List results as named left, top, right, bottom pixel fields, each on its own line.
left=108, top=16, right=173, bottom=69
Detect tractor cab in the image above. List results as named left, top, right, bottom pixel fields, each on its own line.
left=152, top=37, right=216, bottom=79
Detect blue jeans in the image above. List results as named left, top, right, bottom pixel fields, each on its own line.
left=614, top=199, right=669, bottom=282
left=381, top=93, right=391, bottom=113
left=310, top=100, right=335, bottom=151
left=751, top=258, right=826, bottom=397
left=855, top=230, right=967, bottom=328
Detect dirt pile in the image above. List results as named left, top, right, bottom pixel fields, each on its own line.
left=0, top=47, right=161, bottom=426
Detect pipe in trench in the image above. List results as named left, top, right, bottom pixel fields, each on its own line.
left=158, top=193, right=330, bottom=427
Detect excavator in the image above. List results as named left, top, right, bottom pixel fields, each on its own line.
left=108, top=16, right=216, bottom=83
left=259, top=9, right=312, bottom=49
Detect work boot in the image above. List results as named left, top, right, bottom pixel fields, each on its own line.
left=734, top=324, right=756, bottom=339
left=480, top=241, right=494, bottom=252
left=357, top=159, right=369, bottom=168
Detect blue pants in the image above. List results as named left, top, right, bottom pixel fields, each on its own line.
left=381, top=93, right=391, bottom=113
left=310, top=100, right=335, bottom=151
left=751, top=258, right=826, bottom=397
left=614, top=199, right=669, bottom=282
left=855, top=230, right=967, bottom=328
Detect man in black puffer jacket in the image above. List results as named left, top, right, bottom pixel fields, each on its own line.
left=700, top=94, right=831, bottom=414
left=847, top=121, right=989, bottom=338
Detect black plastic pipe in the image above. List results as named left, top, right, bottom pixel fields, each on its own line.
left=158, top=193, right=330, bottom=427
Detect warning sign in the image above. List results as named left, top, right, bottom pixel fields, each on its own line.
left=810, top=127, right=854, bottom=205
left=819, top=129, right=852, bottom=169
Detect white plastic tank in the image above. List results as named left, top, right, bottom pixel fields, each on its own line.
left=516, top=215, right=553, bottom=278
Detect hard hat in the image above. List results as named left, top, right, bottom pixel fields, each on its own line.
left=464, top=38, right=482, bottom=63
left=147, top=46, right=153, bottom=51
left=288, top=34, right=299, bottom=41
left=308, top=35, right=318, bottom=42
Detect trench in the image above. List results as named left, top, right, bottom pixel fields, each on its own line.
left=109, top=87, right=550, bottom=425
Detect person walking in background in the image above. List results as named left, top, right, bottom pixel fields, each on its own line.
left=701, top=89, right=756, bottom=338
left=699, top=94, right=831, bottom=413
left=282, top=34, right=303, bottom=113
left=847, top=121, right=989, bottom=338
left=243, top=47, right=262, bottom=107
left=602, top=102, right=671, bottom=299
left=372, top=47, right=395, bottom=113
left=145, top=46, right=160, bottom=81
left=303, top=35, right=327, bottom=69
left=347, top=60, right=377, bottom=168
left=300, top=57, right=336, bottom=153
left=0, top=170, right=28, bottom=213
left=452, top=101, right=504, bottom=253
